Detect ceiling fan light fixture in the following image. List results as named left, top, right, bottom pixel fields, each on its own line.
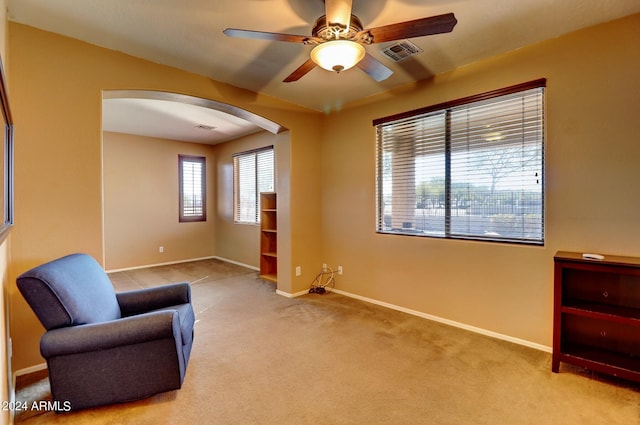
left=310, top=40, right=366, bottom=73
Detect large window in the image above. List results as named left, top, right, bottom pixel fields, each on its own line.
left=179, top=155, right=206, bottom=222
left=233, top=146, right=274, bottom=224
left=375, top=79, right=545, bottom=244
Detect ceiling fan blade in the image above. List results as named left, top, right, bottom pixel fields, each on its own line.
left=283, top=58, right=318, bottom=83
left=325, top=0, right=353, bottom=29
left=357, top=13, right=457, bottom=44
left=223, top=28, right=321, bottom=44
left=356, top=53, right=393, bottom=82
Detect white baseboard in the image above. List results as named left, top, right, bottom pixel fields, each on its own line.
left=10, top=363, right=47, bottom=425
left=14, top=362, right=47, bottom=377
left=106, top=256, right=218, bottom=273
left=276, top=289, right=309, bottom=298
left=106, top=256, right=258, bottom=273
left=108, top=258, right=551, bottom=352
left=212, top=256, right=259, bottom=271
left=277, top=286, right=551, bottom=353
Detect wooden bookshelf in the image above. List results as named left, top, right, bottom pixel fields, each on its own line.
left=259, top=192, right=277, bottom=283
left=552, top=251, right=640, bottom=383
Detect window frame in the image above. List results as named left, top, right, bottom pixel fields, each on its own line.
left=232, top=146, right=275, bottom=225
left=178, top=155, right=206, bottom=223
left=374, top=79, right=546, bottom=245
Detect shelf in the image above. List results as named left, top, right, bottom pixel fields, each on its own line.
left=554, top=251, right=640, bottom=383
left=260, top=192, right=277, bottom=210
left=259, top=192, right=277, bottom=283
left=561, top=343, right=640, bottom=381
left=259, top=273, right=277, bottom=283
left=556, top=251, right=640, bottom=269
left=562, top=302, right=640, bottom=324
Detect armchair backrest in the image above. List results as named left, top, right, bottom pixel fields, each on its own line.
left=17, top=253, right=121, bottom=330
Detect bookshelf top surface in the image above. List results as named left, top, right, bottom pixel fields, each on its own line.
left=555, top=251, right=640, bottom=268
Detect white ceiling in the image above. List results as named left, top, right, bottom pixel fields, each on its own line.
left=102, top=97, right=264, bottom=144
left=8, top=0, right=640, bottom=142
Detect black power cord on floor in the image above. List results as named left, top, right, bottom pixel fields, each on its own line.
left=308, top=267, right=335, bottom=294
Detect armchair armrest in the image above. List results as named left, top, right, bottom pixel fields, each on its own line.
left=116, top=282, right=191, bottom=317
left=40, top=310, right=179, bottom=358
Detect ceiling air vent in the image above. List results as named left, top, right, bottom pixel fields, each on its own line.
left=381, top=40, right=423, bottom=62
left=195, top=124, right=216, bottom=131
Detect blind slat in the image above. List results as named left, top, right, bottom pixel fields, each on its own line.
left=233, top=146, right=274, bottom=224
left=179, top=155, right=206, bottom=222
left=376, top=85, right=544, bottom=244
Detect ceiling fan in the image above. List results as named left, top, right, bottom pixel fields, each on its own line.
left=223, top=0, right=457, bottom=83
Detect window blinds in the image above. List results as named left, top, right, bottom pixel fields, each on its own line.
left=179, top=155, right=206, bottom=222
left=375, top=81, right=545, bottom=244
left=233, top=146, right=274, bottom=224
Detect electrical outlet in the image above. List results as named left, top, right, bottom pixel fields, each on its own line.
left=295, top=266, right=301, bottom=276
left=159, top=246, right=164, bottom=253
left=322, top=263, right=327, bottom=271
left=338, top=265, right=343, bottom=275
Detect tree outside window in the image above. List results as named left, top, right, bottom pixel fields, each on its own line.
left=375, top=80, right=545, bottom=244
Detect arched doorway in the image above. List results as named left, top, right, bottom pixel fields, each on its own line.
left=101, top=90, right=291, bottom=291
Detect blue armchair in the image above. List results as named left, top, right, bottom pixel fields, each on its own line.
left=17, top=253, right=195, bottom=411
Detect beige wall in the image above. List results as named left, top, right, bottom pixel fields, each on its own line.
left=0, top=0, right=10, bottom=423
left=320, top=13, right=640, bottom=347
left=213, top=131, right=277, bottom=268
left=106, top=129, right=285, bottom=272
left=0, top=239, right=9, bottom=425
left=7, top=10, right=640, bottom=373
left=8, top=22, right=323, bottom=370
left=103, top=131, right=217, bottom=270
left=211, top=129, right=293, bottom=277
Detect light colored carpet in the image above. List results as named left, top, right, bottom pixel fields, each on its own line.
left=14, top=259, right=640, bottom=424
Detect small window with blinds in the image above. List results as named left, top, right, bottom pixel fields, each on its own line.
left=179, top=155, right=206, bottom=222
left=374, top=79, right=545, bottom=244
left=233, top=146, right=275, bottom=224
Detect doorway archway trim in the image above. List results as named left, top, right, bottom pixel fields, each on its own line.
left=103, top=90, right=285, bottom=135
